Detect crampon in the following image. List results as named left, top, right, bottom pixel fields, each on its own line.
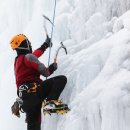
left=42, top=100, right=70, bottom=115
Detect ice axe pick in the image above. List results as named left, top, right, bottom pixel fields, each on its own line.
left=54, top=42, right=67, bottom=63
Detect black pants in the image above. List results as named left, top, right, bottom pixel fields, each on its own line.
left=40, top=75, right=67, bottom=100
left=25, top=75, right=67, bottom=130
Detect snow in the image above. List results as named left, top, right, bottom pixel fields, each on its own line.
left=0, top=0, right=130, bottom=130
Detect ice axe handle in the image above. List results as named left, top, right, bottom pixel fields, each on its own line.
left=53, top=42, right=67, bottom=63
left=54, top=58, right=56, bottom=63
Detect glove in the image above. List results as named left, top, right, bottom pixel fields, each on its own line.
left=39, top=36, right=53, bottom=51
left=45, top=36, right=53, bottom=48
left=11, top=100, right=20, bottom=118
left=49, top=63, right=58, bottom=74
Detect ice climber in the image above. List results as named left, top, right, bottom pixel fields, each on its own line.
left=10, top=34, right=67, bottom=130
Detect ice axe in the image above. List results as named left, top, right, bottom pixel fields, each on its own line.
left=42, top=15, right=67, bottom=63
left=54, top=42, right=67, bottom=63
left=42, top=14, right=54, bottom=38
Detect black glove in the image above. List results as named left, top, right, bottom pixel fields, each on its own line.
left=39, top=36, right=53, bottom=51
left=49, top=63, right=58, bottom=74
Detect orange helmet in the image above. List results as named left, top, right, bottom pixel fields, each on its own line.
left=10, top=34, right=28, bottom=50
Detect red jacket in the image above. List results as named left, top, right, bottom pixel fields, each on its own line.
left=14, top=49, right=50, bottom=88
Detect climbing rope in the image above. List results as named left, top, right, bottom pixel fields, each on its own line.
left=48, top=0, right=57, bottom=67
